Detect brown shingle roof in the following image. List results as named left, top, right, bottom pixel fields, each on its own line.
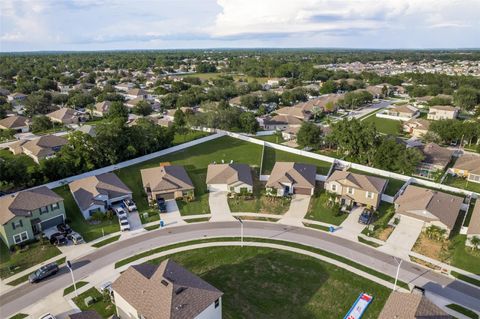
left=21, top=135, right=67, bottom=157
left=94, top=101, right=111, bottom=113
left=112, top=259, right=223, bottom=319
left=429, top=105, right=457, bottom=112
left=266, top=162, right=316, bottom=189
left=0, top=186, right=63, bottom=225
left=453, top=155, right=480, bottom=175
left=47, top=108, right=77, bottom=122
left=467, top=201, right=480, bottom=235
left=379, top=292, right=451, bottom=319
left=326, top=170, right=387, bottom=193
left=264, top=115, right=303, bottom=126
left=395, top=185, right=463, bottom=230
left=206, top=163, right=253, bottom=186
left=141, top=165, right=194, bottom=193
left=0, top=116, right=28, bottom=129
left=69, top=173, right=131, bottom=211
left=417, top=143, right=454, bottom=168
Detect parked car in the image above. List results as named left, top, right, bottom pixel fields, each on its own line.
left=358, top=209, right=374, bottom=225
left=29, top=262, right=59, bottom=283
left=38, top=313, right=56, bottom=319
left=49, top=232, right=68, bottom=246
left=67, top=231, right=84, bottom=245
left=114, top=206, right=128, bottom=219
left=57, top=223, right=72, bottom=234
left=123, top=198, right=137, bottom=212
left=157, top=198, right=167, bottom=213
left=119, top=216, right=130, bottom=231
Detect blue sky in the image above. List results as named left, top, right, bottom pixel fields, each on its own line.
left=1, top=0, right=479, bottom=52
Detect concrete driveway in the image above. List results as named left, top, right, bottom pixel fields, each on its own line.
left=159, top=200, right=186, bottom=226
left=209, top=191, right=235, bottom=222
left=379, top=215, right=424, bottom=258
left=333, top=206, right=367, bottom=240
left=278, top=195, right=311, bottom=226
left=127, top=211, right=143, bottom=231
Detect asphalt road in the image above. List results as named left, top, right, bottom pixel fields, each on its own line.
left=1, top=221, right=480, bottom=317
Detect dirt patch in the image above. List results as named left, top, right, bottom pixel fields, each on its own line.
left=412, top=232, right=450, bottom=262
left=259, top=196, right=290, bottom=215
left=377, top=226, right=394, bottom=241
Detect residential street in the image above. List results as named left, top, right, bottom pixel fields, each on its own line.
left=1, top=221, right=479, bottom=317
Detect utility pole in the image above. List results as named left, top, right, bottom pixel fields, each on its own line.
left=234, top=216, right=244, bottom=247
left=66, top=260, right=78, bottom=297
left=393, top=257, right=403, bottom=291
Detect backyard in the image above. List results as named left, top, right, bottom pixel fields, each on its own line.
left=53, top=186, right=120, bottom=242
left=362, top=114, right=403, bottom=135
left=0, top=149, right=36, bottom=168
left=443, top=175, right=480, bottom=194
left=305, top=190, right=348, bottom=225
left=348, top=168, right=406, bottom=196
left=145, top=246, right=390, bottom=319
left=262, top=146, right=332, bottom=175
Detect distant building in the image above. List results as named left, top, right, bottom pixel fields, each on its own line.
left=450, top=154, right=480, bottom=184
left=403, top=118, right=431, bottom=138
left=427, top=105, right=458, bottom=121
left=9, top=135, right=67, bottom=163
left=0, top=115, right=29, bottom=133
left=92, top=101, right=112, bottom=117
left=415, top=143, right=454, bottom=179
left=47, top=108, right=79, bottom=125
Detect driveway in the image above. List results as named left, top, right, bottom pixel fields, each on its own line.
left=127, top=211, right=143, bottom=231
left=159, top=200, right=186, bottom=226
left=278, top=195, right=311, bottom=226
left=379, top=215, right=424, bottom=258
left=333, top=206, right=367, bottom=240
left=209, top=191, right=235, bottom=222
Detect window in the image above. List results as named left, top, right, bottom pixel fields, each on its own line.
left=13, top=231, right=28, bottom=244
left=347, top=187, right=354, bottom=195
left=51, top=202, right=59, bottom=210
left=331, top=184, right=337, bottom=192
left=366, top=192, right=374, bottom=199
left=11, top=220, right=23, bottom=230
left=39, top=206, right=49, bottom=214
left=215, top=298, right=220, bottom=308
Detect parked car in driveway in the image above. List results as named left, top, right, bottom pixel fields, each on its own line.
left=49, top=232, right=68, bottom=246
left=358, top=209, right=374, bottom=225
left=29, top=262, right=59, bottom=283
left=119, top=216, right=130, bottom=231
left=67, top=231, right=84, bottom=245
left=57, top=223, right=72, bottom=234
left=123, top=198, right=137, bottom=212
left=114, top=206, right=128, bottom=219
left=157, top=197, right=167, bottom=213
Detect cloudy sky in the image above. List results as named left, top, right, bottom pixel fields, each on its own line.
left=1, top=0, right=479, bottom=52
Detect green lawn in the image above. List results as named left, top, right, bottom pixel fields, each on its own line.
left=446, top=304, right=479, bottom=319
left=72, top=287, right=115, bottom=318
left=361, top=202, right=395, bottom=240
left=0, top=149, right=36, bottom=168
left=305, top=190, right=348, bottom=225
left=8, top=314, right=28, bottom=319
left=0, top=240, right=61, bottom=279
left=262, top=146, right=332, bottom=175
left=362, top=114, right=402, bottom=135
left=63, top=281, right=88, bottom=296
left=255, top=134, right=285, bottom=144
left=53, top=186, right=120, bottom=242
left=145, top=246, right=390, bottom=319
left=443, top=175, right=480, bottom=194
left=348, top=168, right=406, bottom=196
left=449, top=235, right=480, bottom=275
left=116, top=136, right=263, bottom=214
left=172, top=130, right=210, bottom=146
left=92, top=235, right=121, bottom=248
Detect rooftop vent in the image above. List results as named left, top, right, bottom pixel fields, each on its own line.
left=161, top=279, right=169, bottom=286
left=175, top=287, right=187, bottom=295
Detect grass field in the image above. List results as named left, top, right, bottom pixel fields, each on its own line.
left=446, top=304, right=479, bottom=319
left=144, top=246, right=390, bottom=319
left=262, top=146, right=332, bottom=175
left=116, top=136, right=263, bottom=215
left=348, top=168, right=406, bottom=196
left=443, top=175, right=480, bottom=194
left=172, top=130, right=210, bottom=146
left=305, top=190, right=348, bottom=225
left=362, top=114, right=402, bottom=135
left=53, top=186, right=120, bottom=242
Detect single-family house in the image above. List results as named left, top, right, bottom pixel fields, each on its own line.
left=403, top=118, right=431, bottom=138
left=0, top=187, right=65, bottom=247
left=115, top=83, right=134, bottom=92
left=112, top=260, right=223, bottom=319
left=141, top=165, right=194, bottom=201
left=0, top=115, right=29, bottom=133
left=324, top=170, right=388, bottom=210
left=76, top=124, right=96, bottom=137
left=46, top=108, right=79, bottom=125
left=276, top=106, right=311, bottom=121
left=266, top=162, right=316, bottom=196
left=69, top=172, right=133, bottom=219
left=125, top=88, right=148, bottom=100
left=427, top=105, right=458, bottom=121
left=92, top=101, right=111, bottom=117
left=9, top=135, right=67, bottom=163
left=450, top=154, right=480, bottom=184
left=379, top=104, right=419, bottom=121
left=394, top=185, right=463, bottom=235
left=415, top=143, right=454, bottom=179
left=379, top=291, right=451, bottom=319
left=206, top=163, right=253, bottom=193
left=261, top=115, right=303, bottom=131
left=466, top=201, right=480, bottom=248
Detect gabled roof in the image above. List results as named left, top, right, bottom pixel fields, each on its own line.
left=206, top=163, right=253, bottom=186
left=467, top=201, right=480, bottom=235
left=0, top=186, right=63, bottom=225
left=127, top=88, right=147, bottom=96
left=47, top=108, right=77, bottom=121
left=417, top=143, right=454, bottom=167
left=69, top=173, right=132, bottom=210
left=429, top=105, right=458, bottom=112
left=394, top=185, right=463, bottom=230
left=266, top=162, right=316, bottom=189
left=453, top=155, right=480, bottom=174
left=379, top=292, right=451, bottom=319
left=389, top=104, right=418, bottom=115
left=405, top=118, right=431, bottom=130
left=326, top=170, right=387, bottom=193
left=264, top=115, right=303, bottom=126
left=141, top=165, right=194, bottom=193
left=21, top=135, right=67, bottom=157
left=0, top=115, right=28, bottom=129
left=276, top=106, right=308, bottom=119
left=94, top=101, right=111, bottom=113
left=112, top=259, right=223, bottom=319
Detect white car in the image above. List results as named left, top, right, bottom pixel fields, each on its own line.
left=114, top=206, right=127, bottom=219
left=119, top=217, right=130, bottom=231
left=123, top=198, right=137, bottom=212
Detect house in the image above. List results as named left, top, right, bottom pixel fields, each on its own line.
left=403, top=118, right=431, bottom=138
left=466, top=201, right=480, bottom=248
left=141, top=165, right=194, bottom=201
left=76, top=124, right=96, bottom=137
left=69, top=172, right=133, bottom=219
left=394, top=185, right=463, bottom=234
left=206, top=163, right=253, bottom=193
left=427, top=105, right=458, bottom=121
left=415, top=143, right=454, bottom=179
left=379, top=104, right=419, bottom=121
left=0, top=187, right=65, bottom=247
left=379, top=291, right=451, bottom=319
left=7, top=92, right=27, bottom=103
left=266, top=162, right=316, bottom=196
left=450, top=154, right=480, bottom=184
left=0, top=115, right=29, bottom=133
left=276, top=106, right=311, bottom=121
left=9, top=135, right=67, bottom=163
left=46, top=108, right=79, bottom=125
left=112, top=259, right=223, bottom=319
left=125, top=96, right=146, bottom=109
left=125, top=88, right=148, bottom=100
left=92, top=101, right=111, bottom=117
left=260, top=115, right=303, bottom=131
left=324, top=170, right=388, bottom=210
left=115, top=83, right=134, bottom=92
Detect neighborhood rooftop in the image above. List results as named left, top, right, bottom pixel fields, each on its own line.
left=326, top=170, right=388, bottom=194
left=206, top=163, right=253, bottom=186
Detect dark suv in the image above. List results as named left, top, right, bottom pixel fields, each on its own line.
left=29, top=262, right=59, bottom=283
left=49, top=232, right=68, bottom=246
left=57, top=223, right=72, bottom=235
left=358, top=209, right=374, bottom=225
left=157, top=198, right=167, bottom=213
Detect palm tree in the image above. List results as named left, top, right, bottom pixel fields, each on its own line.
left=470, top=236, right=480, bottom=251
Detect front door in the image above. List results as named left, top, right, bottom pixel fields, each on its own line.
left=32, top=222, right=41, bottom=235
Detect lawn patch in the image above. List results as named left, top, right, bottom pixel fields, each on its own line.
left=8, top=314, right=28, bottom=319
left=184, top=217, right=210, bottom=223
left=92, top=235, right=121, bottom=248
left=358, top=236, right=382, bottom=248
left=144, top=224, right=160, bottom=231
left=446, top=304, right=479, bottom=319
left=443, top=175, right=480, bottom=194
left=172, top=130, right=210, bottom=146
left=306, top=190, right=348, bottom=225
left=303, top=223, right=330, bottom=232
left=72, top=287, right=115, bottom=318
left=255, top=134, right=284, bottom=144
left=63, top=281, right=88, bottom=296
left=361, top=202, right=395, bottom=241
left=451, top=271, right=480, bottom=287
left=362, top=114, right=403, bottom=135
left=262, top=146, right=332, bottom=175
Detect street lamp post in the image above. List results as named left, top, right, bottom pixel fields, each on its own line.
left=393, top=257, right=403, bottom=291
left=234, top=216, right=244, bottom=247
left=66, top=260, right=78, bottom=297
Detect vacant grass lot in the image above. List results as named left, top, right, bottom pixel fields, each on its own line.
left=53, top=186, right=119, bottom=242
left=362, top=114, right=402, bottom=135
left=348, top=168, right=406, bottom=196
left=262, top=146, right=332, bottom=175
left=0, top=240, right=61, bottom=279
left=116, top=136, right=263, bottom=215
left=305, top=190, right=348, bottom=225
left=145, top=246, right=389, bottom=319
left=443, top=175, right=480, bottom=194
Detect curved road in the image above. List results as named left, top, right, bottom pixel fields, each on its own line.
left=1, top=221, right=479, bottom=317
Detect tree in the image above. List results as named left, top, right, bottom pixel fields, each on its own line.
left=106, top=101, right=129, bottom=121
left=320, top=80, right=336, bottom=94
left=196, top=63, right=217, bottom=73
left=453, top=87, right=479, bottom=110
left=239, top=112, right=259, bottom=134
left=469, top=236, right=480, bottom=250
left=341, top=90, right=373, bottom=109
left=372, top=137, right=424, bottom=175
left=132, top=100, right=153, bottom=116
left=297, top=122, right=323, bottom=149
left=24, top=91, right=54, bottom=116
left=31, top=115, right=53, bottom=133
left=240, top=94, right=261, bottom=110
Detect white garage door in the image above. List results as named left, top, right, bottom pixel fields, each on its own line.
left=208, top=184, right=229, bottom=192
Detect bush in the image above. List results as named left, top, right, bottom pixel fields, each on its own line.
left=90, top=212, right=105, bottom=222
